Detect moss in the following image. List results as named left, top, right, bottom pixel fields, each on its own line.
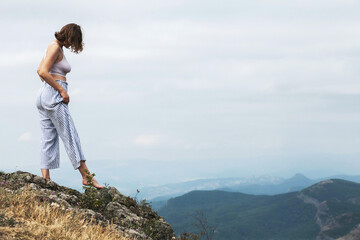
left=65, top=188, right=80, bottom=196
left=79, top=169, right=108, bottom=212
left=0, top=213, right=16, bottom=227
left=141, top=217, right=177, bottom=240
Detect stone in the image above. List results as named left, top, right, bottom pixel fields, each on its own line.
left=0, top=171, right=176, bottom=240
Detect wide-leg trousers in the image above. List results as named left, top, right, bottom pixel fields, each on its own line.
left=36, top=79, right=86, bottom=170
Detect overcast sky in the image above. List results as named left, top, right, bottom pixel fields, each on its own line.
left=0, top=0, right=359, bottom=194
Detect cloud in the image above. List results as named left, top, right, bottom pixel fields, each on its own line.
left=18, top=132, right=35, bottom=142
left=0, top=51, right=43, bottom=67
left=69, top=88, right=81, bottom=96
left=132, top=134, right=164, bottom=147
left=0, top=0, right=359, bottom=185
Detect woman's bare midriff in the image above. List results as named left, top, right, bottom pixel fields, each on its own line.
left=51, top=74, right=67, bottom=82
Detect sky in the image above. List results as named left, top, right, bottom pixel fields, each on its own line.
left=0, top=0, right=359, bottom=195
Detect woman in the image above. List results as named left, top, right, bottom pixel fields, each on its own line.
left=36, top=23, right=104, bottom=189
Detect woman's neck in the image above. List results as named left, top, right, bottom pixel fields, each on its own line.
left=55, top=39, right=64, bottom=48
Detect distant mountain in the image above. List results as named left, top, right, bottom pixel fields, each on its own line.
left=315, top=174, right=360, bottom=184
left=217, top=173, right=316, bottom=195
left=284, top=173, right=315, bottom=186
left=158, top=179, right=360, bottom=240
left=137, top=175, right=284, bottom=201
left=147, top=173, right=360, bottom=211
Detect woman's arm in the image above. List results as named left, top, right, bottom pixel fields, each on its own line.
left=37, top=43, right=69, bottom=104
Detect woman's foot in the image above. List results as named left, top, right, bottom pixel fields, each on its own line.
left=41, top=169, right=51, bottom=180
left=82, top=177, right=105, bottom=189
left=78, top=160, right=105, bottom=189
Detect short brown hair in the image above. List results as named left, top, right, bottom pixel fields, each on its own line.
left=55, top=23, right=84, bottom=53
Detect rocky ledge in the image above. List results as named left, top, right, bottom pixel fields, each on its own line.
left=0, top=170, right=176, bottom=240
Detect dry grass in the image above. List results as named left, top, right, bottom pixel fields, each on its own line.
left=0, top=186, right=132, bottom=240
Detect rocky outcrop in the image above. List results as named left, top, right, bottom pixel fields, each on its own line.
left=297, top=179, right=360, bottom=240
left=297, top=180, right=338, bottom=240
left=337, top=224, right=360, bottom=240
left=0, top=170, right=176, bottom=240
left=297, top=192, right=334, bottom=230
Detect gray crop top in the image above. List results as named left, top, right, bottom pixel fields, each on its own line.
left=44, top=43, right=71, bottom=77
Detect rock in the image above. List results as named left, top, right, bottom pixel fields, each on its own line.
left=33, top=175, right=47, bottom=185
left=0, top=171, right=176, bottom=240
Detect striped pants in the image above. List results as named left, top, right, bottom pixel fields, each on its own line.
left=36, top=79, right=86, bottom=170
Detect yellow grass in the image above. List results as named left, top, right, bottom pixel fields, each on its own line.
left=0, top=186, right=133, bottom=240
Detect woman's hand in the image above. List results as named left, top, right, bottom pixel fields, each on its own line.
left=60, top=89, right=70, bottom=104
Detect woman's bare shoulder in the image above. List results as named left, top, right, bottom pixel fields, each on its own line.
left=43, top=41, right=61, bottom=61
left=47, top=41, right=61, bottom=50
left=45, top=41, right=61, bottom=55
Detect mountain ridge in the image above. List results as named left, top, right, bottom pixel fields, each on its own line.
left=158, top=178, right=360, bottom=240
left=138, top=174, right=285, bottom=201
left=146, top=173, right=360, bottom=210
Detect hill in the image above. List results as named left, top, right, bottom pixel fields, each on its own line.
left=216, top=173, right=315, bottom=195
left=148, top=173, right=360, bottom=211
left=158, top=179, right=360, bottom=240
left=0, top=170, right=175, bottom=240
left=137, top=175, right=284, bottom=201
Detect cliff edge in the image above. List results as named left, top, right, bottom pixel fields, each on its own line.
left=0, top=170, right=176, bottom=240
